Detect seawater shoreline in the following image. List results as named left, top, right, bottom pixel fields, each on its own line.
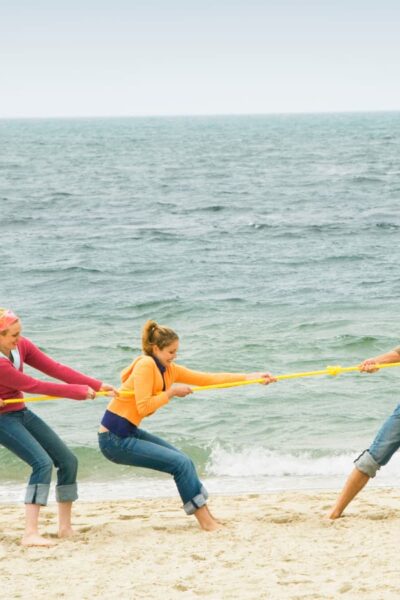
left=2, top=475, right=400, bottom=504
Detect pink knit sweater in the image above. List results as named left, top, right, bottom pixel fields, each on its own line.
left=0, top=337, right=102, bottom=414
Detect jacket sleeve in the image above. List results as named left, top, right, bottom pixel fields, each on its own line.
left=127, top=358, right=169, bottom=418
left=0, top=360, right=90, bottom=400
left=172, top=364, right=246, bottom=386
left=23, top=338, right=102, bottom=391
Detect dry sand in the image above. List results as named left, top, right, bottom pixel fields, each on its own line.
left=1, top=488, right=400, bottom=599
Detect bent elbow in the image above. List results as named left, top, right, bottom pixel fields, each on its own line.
left=136, top=402, right=151, bottom=418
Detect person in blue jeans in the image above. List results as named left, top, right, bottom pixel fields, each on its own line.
left=329, top=345, right=400, bottom=519
left=0, top=308, right=116, bottom=546
left=99, top=319, right=276, bottom=531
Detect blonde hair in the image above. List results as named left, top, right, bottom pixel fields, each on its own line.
left=142, top=320, right=179, bottom=355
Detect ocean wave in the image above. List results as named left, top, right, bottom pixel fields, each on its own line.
left=20, top=265, right=105, bottom=274
left=206, top=444, right=400, bottom=479
left=330, top=335, right=379, bottom=349
left=351, top=176, right=383, bottom=184
left=185, top=205, right=228, bottom=213
left=374, top=222, right=400, bottom=230
left=50, top=191, right=75, bottom=197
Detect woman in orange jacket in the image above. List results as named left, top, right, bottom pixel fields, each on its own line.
left=98, top=320, right=275, bottom=531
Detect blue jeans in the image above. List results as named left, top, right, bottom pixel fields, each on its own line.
left=98, top=429, right=208, bottom=514
left=355, top=402, right=400, bottom=477
left=0, top=409, right=78, bottom=505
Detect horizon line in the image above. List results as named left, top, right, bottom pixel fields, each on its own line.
left=0, top=109, right=399, bottom=121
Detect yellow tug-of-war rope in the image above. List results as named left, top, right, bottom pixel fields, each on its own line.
left=3, top=361, right=400, bottom=405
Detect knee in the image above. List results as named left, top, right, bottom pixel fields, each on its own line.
left=32, top=456, right=53, bottom=482
left=172, top=454, right=195, bottom=477
left=58, top=452, right=78, bottom=480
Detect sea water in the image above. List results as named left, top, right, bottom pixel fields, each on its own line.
left=1, top=113, right=400, bottom=501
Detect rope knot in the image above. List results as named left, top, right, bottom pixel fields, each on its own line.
left=326, top=365, right=342, bottom=376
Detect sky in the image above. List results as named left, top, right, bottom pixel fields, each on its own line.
left=0, top=0, right=399, bottom=118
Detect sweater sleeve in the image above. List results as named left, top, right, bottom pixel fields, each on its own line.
left=127, top=358, right=169, bottom=418
left=0, top=359, right=90, bottom=400
left=172, top=364, right=246, bottom=386
left=23, top=338, right=102, bottom=391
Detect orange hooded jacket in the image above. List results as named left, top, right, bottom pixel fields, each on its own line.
left=105, top=355, right=245, bottom=427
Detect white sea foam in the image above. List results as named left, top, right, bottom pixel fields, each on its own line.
left=207, top=443, right=400, bottom=480
left=3, top=445, right=400, bottom=503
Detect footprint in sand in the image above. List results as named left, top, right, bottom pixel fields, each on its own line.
left=118, top=514, right=149, bottom=520
left=174, top=583, right=189, bottom=592
left=366, top=511, right=397, bottom=521
left=191, top=554, right=206, bottom=561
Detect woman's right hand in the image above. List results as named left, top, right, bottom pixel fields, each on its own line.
left=359, top=359, right=379, bottom=373
left=0, top=398, right=5, bottom=408
left=246, top=372, right=277, bottom=385
left=86, top=387, right=97, bottom=400
left=167, top=384, right=193, bottom=399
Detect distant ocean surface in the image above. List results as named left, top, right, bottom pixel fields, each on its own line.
left=1, top=113, right=400, bottom=502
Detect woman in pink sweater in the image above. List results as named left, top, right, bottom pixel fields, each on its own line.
left=0, top=308, right=115, bottom=546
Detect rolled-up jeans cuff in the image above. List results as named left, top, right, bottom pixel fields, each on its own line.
left=25, top=483, right=50, bottom=506
left=183, top=485, right=208, bottom=515
left=354, top=450, right=381, bottom=478
left=56, top=483, right=78, bottom=503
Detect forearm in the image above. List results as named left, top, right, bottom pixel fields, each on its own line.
left=25, top=341, right=102, bottom=389
left=370, top=350, right=400, bottom=364
left=173, top=365, right=245, bottom=386
left=0, top=367, right=90, bottom=400
left=135, top=391, right=170, bottom=416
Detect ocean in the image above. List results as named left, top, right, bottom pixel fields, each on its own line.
left=1, top=112, right=400, bottom=502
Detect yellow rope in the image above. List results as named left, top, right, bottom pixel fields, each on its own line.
left=3, top=361, right=400, bottom=404
left=2, top=390, right=115, bottom=405
left=190, top=361, right=400, bottom=391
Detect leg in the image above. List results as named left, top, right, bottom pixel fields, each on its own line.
left=192, top=505, right=221, bottom=531
left=329, top=468, right=370, bottom=519
left=99, top=430, right=220, bottom=530
left=135, top=430, right=220, bottom=530
left=22, top=410, right=78, bottom=538
left=0, top=411, right=54, bottom=546
left=329, top=403, right=400, bottom=519
left=24, top=504, right=55, bottom=547
left=57, top=502, right=73, bottom=538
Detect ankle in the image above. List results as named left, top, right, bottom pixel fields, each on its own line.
left=58, top=526, right=74, bottom=538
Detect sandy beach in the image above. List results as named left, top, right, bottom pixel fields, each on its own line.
left=1, top=488, right=400, bottom=599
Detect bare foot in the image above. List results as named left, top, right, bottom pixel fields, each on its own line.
left=22, top=533, right=55, bottom=547
left=328, top=509, right=342, bottom=520
left=194, top=505, right=224, bottom=532
left=58, top=527, right=74, bottom=539
left=200, top=519, right=223, bottom=532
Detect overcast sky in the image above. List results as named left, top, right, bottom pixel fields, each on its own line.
left=1, top=0, right=399, bottom=118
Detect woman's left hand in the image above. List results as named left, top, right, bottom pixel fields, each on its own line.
left=100, top=383, right=119, bottom=397
left=246, top=372, right=277, bottom=385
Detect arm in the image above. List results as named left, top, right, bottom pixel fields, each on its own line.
left=0, top=360, right=90, bottom=400
left=172, top=364, right=247, bottom=387
left=23, top=338, right=102, bottom=390
left=360, top=347, right=400, bottom=372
